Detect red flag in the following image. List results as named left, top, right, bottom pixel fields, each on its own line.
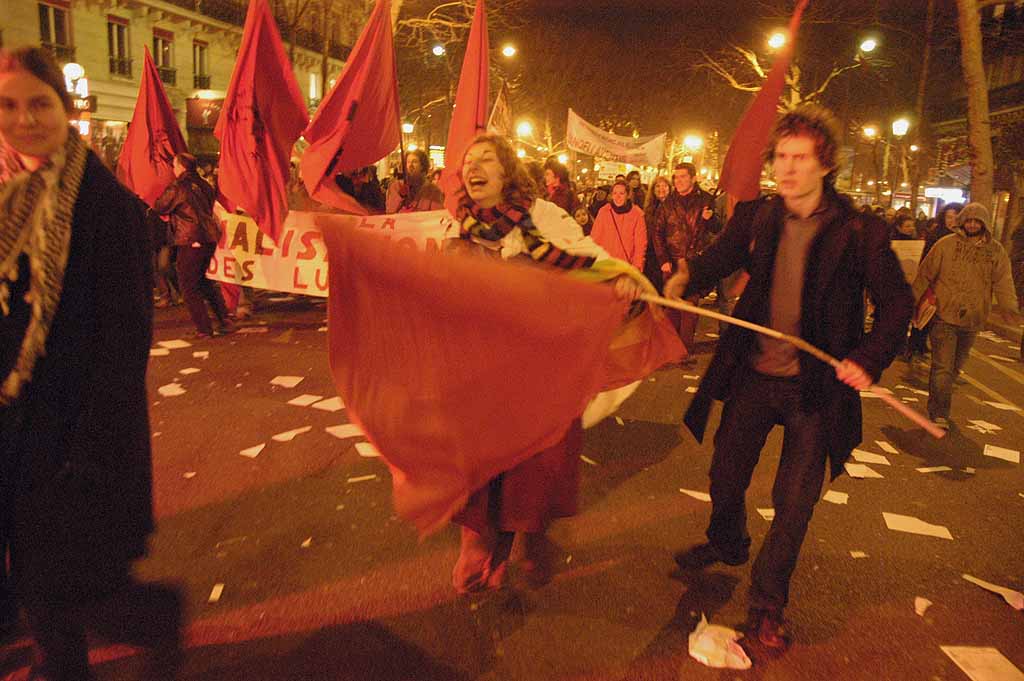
left=322, top=219, right=626, bottom=535
left=718, top=0, right=809, bottom=201
left=116, top=47, right=187, bottom=207
left=300, top=0, right=399, bottom=214
left=440, top=0, right=490, bottom=213
left=215, top=0, right=308, bottom=241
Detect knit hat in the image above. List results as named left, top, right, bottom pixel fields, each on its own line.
left=957, top=202, right=990, bottom=230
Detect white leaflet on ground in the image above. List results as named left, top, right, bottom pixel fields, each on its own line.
left=875, top=441, right=899, bottom=454
left=910, top=388, right=929, bottom=396
left=962, top=574, right=1024, bottom=610
left=272, top=426, right=312, bottom=442
left=179, top=368, right=201, bottom=375
left=983, top=444, right=1020, bottom=464
left=683, top=374, right=701, bottom=380
left=150, top=348, right=170, bottom=357
left=325, top=424, right=364, bottom=439
left=968, top=420, right=1002, bottom=432
left=902, top=397, right=919, bottom=402
left=882, top=512, right=953, bottom=540
left=158, top=383, right=186, bottom=397
left=301, top=537, right=312, bottom=548
left=963, top=467, right=976, bottom=473
left=851, top=449, right=890, bottom=465
left=983, top=401, right=1021, bottom=412
left=239, top=444, right=265, bottom=458
left=845, top=462, right=884, bottom=478
left=318, top=326, right=328, bottom=332
left=614, top=416, right=624, bottom=426
left=859, top=391, right=882, bottom=398
left=940, top=646, right=1024, bottom=681
left=312, top=396, right=345, bottom=412
left=914, top=597, right=932, bottom=616
left=687, top=614, right=751, bottom=670
left=757, top=508, right=775, bottom=521
left=183, top=471, right=196, bottom=479
left=287, top=394, right=323, bottom=407
left=157, top=340, right=192, bottom=349
left=686, top=386, right=698, bottom=393
left=208, top=584, right=224, bottom=603
left=989, top=355, right=1015, bottom=363
left=237, top=326, right=269, bottom=334
left=193, top=351, right=210, bottom=359
left=823, top=490, right=849, bottom=504
left=347, top=474, right=377, bottom=483
left=916, top=466, right=953, bottom=473
left=580, top=455, right=598, bottom=466
left=270, top=375, right=304, bottom=388
left=680, top=489, right=711, bottom=502
left=355, top=442, right=380, bottom=458
left=705, top=332, right=719, bottom=338
left=849, top=551, right=868, bottom=558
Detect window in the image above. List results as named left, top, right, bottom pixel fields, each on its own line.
left=192, top=41, right=209, bottom=89
left=107, top=17, right=130, bottom=77
left=153, top=29, right=175, bottom=86
left=38, top=3, right=74, bottom=61
left=308, top=72, right=320, bottom=103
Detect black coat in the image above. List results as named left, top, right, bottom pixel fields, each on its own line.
left=1, top=152, right=154, bottom=604
left=682, top=190, right=914, bottom=479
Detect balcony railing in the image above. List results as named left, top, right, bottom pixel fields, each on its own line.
left=109, top=57, right=132, bottom=77
left=193, top=74, right=211, bottom=89
left=42, top=42, right=76, bottom=62
left=157, top=66, right=177, bottom=86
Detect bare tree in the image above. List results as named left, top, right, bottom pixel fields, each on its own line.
left=956, top=0, right=996, bottom=208
left=995, top=121, right=1024, bottom=244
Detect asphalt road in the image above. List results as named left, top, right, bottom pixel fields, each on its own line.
left=3, top=295, right=1022, bottom=681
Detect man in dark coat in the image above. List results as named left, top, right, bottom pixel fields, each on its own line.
left=665, top=105, right=913, bottom=649
left=652, top=162, right=721, bottom=359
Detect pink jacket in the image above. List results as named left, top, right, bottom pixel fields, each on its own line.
left=590, top=203, right=647, bottom=270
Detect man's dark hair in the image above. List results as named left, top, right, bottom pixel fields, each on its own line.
left=765, top=103, right=843, bottom=187
left=673, top=162, right=697, bottom=177
left=0, top=47, right=73, bottom=113
left=544, top=158, right=570, bottom=184
left=175, top=152, right=198, bottom=173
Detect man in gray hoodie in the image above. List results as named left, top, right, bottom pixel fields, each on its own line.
left=912, top=203, right=1020, bottom=428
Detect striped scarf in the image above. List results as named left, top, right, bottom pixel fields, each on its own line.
left=0, top=129, right=88, bottom=404
left=458, top=197, right=596, bottom=271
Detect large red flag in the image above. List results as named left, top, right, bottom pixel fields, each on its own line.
left=116, top=47, right=187, bottom=207
left=322, top=219, right=627, bottom=535
left=717, top=0, right=810, bottom=201
left=300, top=0, right=399, bottom=214
left=440, top=0, right=490, bottom=214
left=215, top=0, right=308, bottom=241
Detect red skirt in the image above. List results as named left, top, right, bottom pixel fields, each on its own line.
left=452, top=420, right=583, bottom=534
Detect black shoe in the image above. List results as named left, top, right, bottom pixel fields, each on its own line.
left=748, top=608, right=790, bottom=649
left=674, top=541, right=749, bottom=570
left=215, top=319, right=237, bottom=336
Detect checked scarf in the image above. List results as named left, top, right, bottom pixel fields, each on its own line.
left=458, top=196, right=596, bottom=270
left=0, top=129, right=88, bottom=405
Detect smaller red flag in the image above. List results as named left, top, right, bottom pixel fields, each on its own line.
left=301, top=0, right=399, bottom=214
left=440, top=0, right=490, bottom=214
left=117, top=47, right=187, bottom=207
left=718, top=0, right=810, bottom=202
left=215, top=0, right=308, bottom=241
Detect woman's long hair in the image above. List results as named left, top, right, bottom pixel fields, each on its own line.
left=461, top=133, right=536, bottom=207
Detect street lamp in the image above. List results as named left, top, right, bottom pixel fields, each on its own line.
left=62, top=62, right=90, bottom=136
left=516, top=120, right=534, bottom=138
left=501, top=44, right=517, bottom=58
left=862, top=125, right=878, bottom=139
left=401, top=122, right=414, bottom=134
left=431, top=44, right=446, bottom=57
left=557, top=153, right=568, bottom=165
left=859, top=37, right=878, bottom=53
left=891, top=117, right=910, bottom=138
left=767, top=31, right=787, bottom=51
left=516, top=148, right=526, bottom=159
left=683, top=134, right=704, bottom=150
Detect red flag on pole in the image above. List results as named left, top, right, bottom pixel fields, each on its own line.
left=215, top=0, right=308, bottom=241
left=440, top=0, right=490, bottom=214
left=116, top=47, right=187, bottom=207
left=300, top=0, right=399, bottom=214
left=717, top=0, right=810, bottom=202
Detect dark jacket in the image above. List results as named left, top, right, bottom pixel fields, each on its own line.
left=154, top=169, right=221, bottom=245
left=1, top=152, right=154, bottom=604
left=682, top=190, right=914, bottom=479
left=652, top=185, right=721, bottom=269
left=547, top=182, right=578, bottom=214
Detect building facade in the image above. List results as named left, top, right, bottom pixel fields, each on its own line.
left=1, top=0, right=368, bottom=166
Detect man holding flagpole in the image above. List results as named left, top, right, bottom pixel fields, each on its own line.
left=665, top=104, right=913, bottom=649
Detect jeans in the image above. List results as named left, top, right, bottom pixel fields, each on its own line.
left=706, top=368, right=826, bottom=612
left=927, top=320, right=976, bottom=419
left=176, top=244, right=228, bottom=335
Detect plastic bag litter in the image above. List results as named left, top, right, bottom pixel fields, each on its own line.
left=688, top=614, right=752, bottom=670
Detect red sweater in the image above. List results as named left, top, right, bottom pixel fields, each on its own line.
left=590, top=203, right=647, bottom=269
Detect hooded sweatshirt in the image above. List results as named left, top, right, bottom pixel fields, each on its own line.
left=912, top=203, right=1018, bottom=330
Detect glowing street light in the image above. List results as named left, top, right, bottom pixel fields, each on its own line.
left=891, top=118, right=910, bottom=137
left=557, top=153, right=568, bottom=165
left=683, top=134, right=703, bottom=150
left=767, top=31, right=787, bottom=50
left=408, top=143, right=419, bottom=151
left=401, top=122, right=414, bottom=134
left=859, top=37, right=878, bottom=53
left=431, top=44, right=446, bottom=57
left=501, top=44, right=517, bottom=58
left=862, top=125, right=878, bottom=139
left=910, top=144, right=920, bottom=152
left=516, top=148, right=526, bottom=158
left=516, top=120, right=534, bottom=138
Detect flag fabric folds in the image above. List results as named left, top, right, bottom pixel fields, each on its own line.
left=440, top=0, right=490, bottom=214
left=717, top=0, right=810, bottom=202
left=214, top=0, right=308, bottom=241
left=323, top=219, right=628, bottom=535
left=487, top=79, right=513, bottom=137
left=116, top=47, right=187, bottom=207
left=300, top=0, right=399, bottom=214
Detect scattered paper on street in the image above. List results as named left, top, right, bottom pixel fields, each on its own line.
left=193, top=351, right=209, bottom=359
left=183, top=471, right=196, bottom=479
left=301, top=537, right=312, bottom=549
left=685, top=386, right=698, bottom=393
left=917, top=466, right=953, bottom=473
left=237, top=326, right=269, bottom=334
left=355, top=442, right=381, bottom=458
left=208, top=583, right=224, bottom=603
left=963, top=467, right=976, bottom=474
left=614, top=416, right=624, bottom=426
left=150, top=348, right=170, bottom=357
left=272, top=426, right=312, bottom=442
left=860, top=391, right=881, bottom=399
left=852, top=449, right=891, bottom=465
left=941, top=646, right=1024, bottom=681
left=347, top=474, right=377, bottom=484
left=983, top=401, right=1021, bottom=412
left=179, top=368, right=201, bottom=375
left=680, top=489, right=711, bottom=502
left=989, top=355, right=1015, bottom=363
left=158, top=340, right=192, bottom=349
left=969, top=420, right=1002, bottom=431
left=287, top=394, right=323, bottom=407
left=757, top=508, right=775, bottom=521
left=910, top=388, right=929, bottom=396
left=849, top=551, right=868, bottom=559
left=882, top=512, right=953, bottom=540
left=983, top=444, right=1020, bottom=464
left=158, top=383, right=187, bottom=397
left=875, top=441, right=898, bottom=454
left=902, top=397, right=919, bottom=402
left=962, top=574, right=1024, bottom=610
left=325, top=424, right=364, bottom=439
left=580, top=455, right=598, bottom=466
left=312, top=396, right=345, bottom=412
left=823, top=490, right=849, bottom=505
left=845, top=463, right=884, bottom=479
left=687, top=614, right=751, bottom=670
left=683, top=374, right=701, bottom=380
left=914, top=597, right=932, bottom=616
left=270, top=375, right=305, bottom=388
left=239, top=444, right=265, bottom=459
